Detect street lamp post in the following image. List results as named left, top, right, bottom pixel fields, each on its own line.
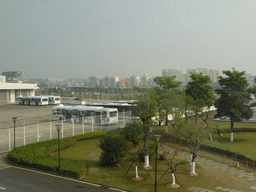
left=153, top=135, right=161, bottom=192
left=55, top=124, right=62, bottom=171
left=12, top=117, right=17, bottom=150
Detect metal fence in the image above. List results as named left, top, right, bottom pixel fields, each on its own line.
left=0, top=111, right=138, bottom=153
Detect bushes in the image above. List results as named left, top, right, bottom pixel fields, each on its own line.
left=99, top=135, right=133, bottom=166
left=7, top=130, right=106, bottom=178
left=122, top=122, right=144, bottom=146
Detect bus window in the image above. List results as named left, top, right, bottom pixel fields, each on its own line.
left=86, top=111, right=94, bottom=116
left=79, top=111, right=85, bottom=117
left=55, top=98, right=60, bottom=101
left=62, top=109, right=66, bottom=115
left=52, top=109, right=57, bottom=115
left=102, top=112, right=107, bottom=118
left=73, top=110, right=79, bottom=117
left=57, top=109, right=61, bottom=115
left=110, top=111, right=117, bottom=117
left=42, top=98, right=48, bottom=102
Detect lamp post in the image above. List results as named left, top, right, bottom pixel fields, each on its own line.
left=153, top=135, right=161, bottom=192
left=12, top=117, right=17, bottom=149
left=55, top=124, right=62, bottom=171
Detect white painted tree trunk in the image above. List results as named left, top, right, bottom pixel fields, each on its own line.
left=190, top=154, right=193, bottom=165
left=230, top=132, right=234, bottom=142
left=165, top=126, right=168, bottom=133
left=191, top=162, right=196, bottom=174
left=209, top=133, right=213, bottom=140
left=135, top=165, right=138, bottom=179
left=172, top=173, right=176, bottom=185
left=144, top=155, right=149, bottom=167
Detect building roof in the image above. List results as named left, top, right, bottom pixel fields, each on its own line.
left=0, top=82, right=38, bottom=90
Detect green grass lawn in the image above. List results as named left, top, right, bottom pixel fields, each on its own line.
left=203, top=132, right=256, bottom=161
left=57, top=137, right=253, bottom=192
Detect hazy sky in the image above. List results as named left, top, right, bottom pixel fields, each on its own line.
left=0, top=0, right=255, bottom=79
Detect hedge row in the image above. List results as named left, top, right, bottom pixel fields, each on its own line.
left=7, top=130, right=107, bottom=178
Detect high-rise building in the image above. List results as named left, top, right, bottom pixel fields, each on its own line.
left=162, top=69, right=183, bottom=82
left=187, top=68, right=220, bottom=83
left=130, top=74, right=140, bottom=87
left=89, top=76, right=99, bottom=87
left=141, top=74, right=150, bottom=87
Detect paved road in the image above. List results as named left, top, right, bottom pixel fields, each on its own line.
left=0, top=153, right=132, bottom=192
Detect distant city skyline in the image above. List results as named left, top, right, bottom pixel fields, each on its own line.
left=1, top=1, right=255, bottom=79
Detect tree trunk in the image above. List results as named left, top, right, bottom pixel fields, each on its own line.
left=165, top=114, right=168, bottom=132
left=195, top=111, right=198, bottom=123
left=230, top=114, right=234, bottom=142
left=135, top=159, right=139, bottom=179
left=171, top=173, right=176, bottom=185
left=191, top=162, right=196, bottom=174
left=143, top=125, right=150, bottom=167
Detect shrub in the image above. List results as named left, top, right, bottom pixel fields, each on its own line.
left=99, top=135, right=133, bottom=166
left=7, top=130, right=106, bottom=178
left=122, top=122, right=144, bottom=145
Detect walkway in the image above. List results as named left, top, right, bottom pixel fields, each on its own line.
left=177, top=150, right=256, bottom=192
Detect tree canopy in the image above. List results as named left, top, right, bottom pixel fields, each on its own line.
left=185, top=72, right=215, bottom=122
left=153, top=76, right=182, bottom=90
left=214, top=68, right=252, bottom=141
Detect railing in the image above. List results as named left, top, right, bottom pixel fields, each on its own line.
left=0, top=111, right=138, bottom=153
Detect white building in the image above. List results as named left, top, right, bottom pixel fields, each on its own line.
left=0, top=75, right=39, bottom=103
left=130, top=74, right=140, bottom=87
left=162, top=69, right=183, bottom=82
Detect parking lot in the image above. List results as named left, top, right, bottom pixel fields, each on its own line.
left=0, top=104, right=133, bottom=153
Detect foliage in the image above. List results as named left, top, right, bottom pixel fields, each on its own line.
left=153, top=76, right=182, bottom=90
left=214, top=68, right=252, bottom=140
left=185, top=72, right=215, bottom=122
left=138, top=141, right=156, bottom=162
left=99, top=135, right=133, bottom=166
left=172, top=119, right=210, bottom=161
left=122, top=122, right=144, bottom=146
left=133, top=89, right=158, bottom=155
left=7, top=130, right=106, bottom=178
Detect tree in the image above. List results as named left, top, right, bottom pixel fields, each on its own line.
left=122, top=122, right=144, bottom=146
left=185, top=72, right=215, bottom=123
left=153, top=76, right=183, bottom=132
left=133, top=89, right=158, bottom=168
left=99, top=135, right=133, bottom=166
left=172, top=119, right=210, bottom=176
left=153, top=76, right=182, bottom=90
left=159, top=148, right=186, bottom=188
left=214, top=68, right=252, bottom=142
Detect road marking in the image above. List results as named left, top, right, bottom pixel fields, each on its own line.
left=0, top=186, right=6, bottom=190
left=109, top=187, right=127, bottom=192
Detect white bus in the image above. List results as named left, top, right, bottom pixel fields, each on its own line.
left=15, top=96, right=49, bottom=105
left=52, top=104, right=118, bottom=125
left=47, top=96, right=61, bottom=104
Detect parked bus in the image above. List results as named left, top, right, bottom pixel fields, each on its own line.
left=52, top=104, right=118, bottom=125
left=86, top=102, right=135, bottom=112
left=46, top=96, right=61, bottom=104
left=15, top=96, right=49, bottom=105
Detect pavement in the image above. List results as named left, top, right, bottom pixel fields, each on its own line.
left=1, top=150, right=256, bottom=191
left=0, top=153, right=133, bottom=192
